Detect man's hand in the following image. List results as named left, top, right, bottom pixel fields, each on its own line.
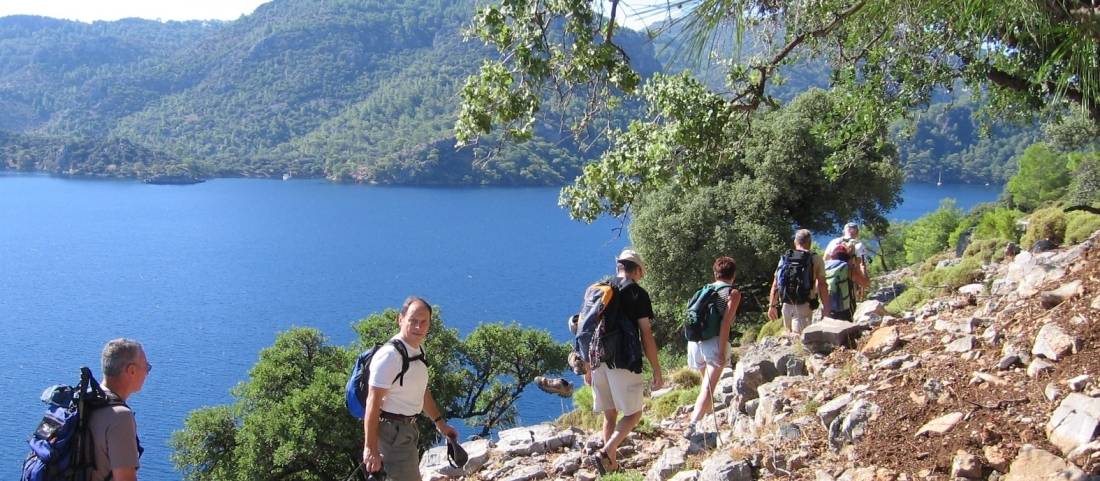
left=583, top=370, right=592, bottom=385
left=651, top=370, right=664, bottom=390
left=362, top=446, right=383, bottom=473
left=767, top=306, right=778, bottom=321
left=436, top=420, right=458, bottom=440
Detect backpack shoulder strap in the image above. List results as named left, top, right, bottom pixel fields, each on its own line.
left=388, top=339, right=424, bottom=387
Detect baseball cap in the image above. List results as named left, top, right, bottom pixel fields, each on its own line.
left=844, top=222, right=860, bottom=230
left=616, top=249, right=645, bottom=271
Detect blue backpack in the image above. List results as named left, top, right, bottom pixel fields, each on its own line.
left=22, top=367, right=131, bottom=481
left=777, top=249, right=815, bottom=304
left=345, top=339, right=426, bottom=419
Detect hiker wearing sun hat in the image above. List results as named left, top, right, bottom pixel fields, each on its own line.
left=581, top=248, right=663, bottom=474
left=825, top=222, right=869, bottom=300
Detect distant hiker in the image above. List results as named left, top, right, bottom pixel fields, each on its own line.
left=825, top=222, right=869, bottom=299
left=768, top=229, right=830, bottom=333
left=684, top=256, right=741, bottom=439
left=90, top=338, right=150, bottom=481
left=575, top=249, right=663, bottom=474
left=825, top=243, right=869, bottom=321
left=361, top=297, right=456, bottom=481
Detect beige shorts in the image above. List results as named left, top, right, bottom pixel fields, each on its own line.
left=591, top=364, right=644, bottom=416
left=782, top=303, right=813, bottom=334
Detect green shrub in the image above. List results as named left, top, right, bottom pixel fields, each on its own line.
left=668, top=367, right=702, bottom=389
left=1021, top=207, right=1067, bottom=247
left=972, top=208, right=1024, bottom=243
left=574, top=385, right=594, bottom=411
left=1066, top=211, right=1100, bottom=244
left=904, top=199, right=964, bottom=265
left=600, top=471, right=644, bottom=481
left=886, top=287, right=931, bottom=314
left=916, top=251, right=955, bottom=276
left=646, top=387, right=700, bottom=420
left=555, top=386, right=601, bottom=430
left=963, top=238, right=1008, bottom=263
left=756, top=319, right=785, bottom=339
left=919, top=256, right=983, bottom=291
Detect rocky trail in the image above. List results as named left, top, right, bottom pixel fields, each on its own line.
left=420, top=230, right=1100, bottom=481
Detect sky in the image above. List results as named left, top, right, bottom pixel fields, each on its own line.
left=0, top=0, right=680, bottom=27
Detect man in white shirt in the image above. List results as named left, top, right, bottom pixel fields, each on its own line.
left=825, top=222, right=869, bottom=298
left=362, top=297, right=456, bottom=481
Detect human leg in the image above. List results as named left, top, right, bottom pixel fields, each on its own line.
left=377, top=421, right=421, bottom=481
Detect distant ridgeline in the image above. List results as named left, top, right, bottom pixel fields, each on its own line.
left=0, top=0, right=1034, bottom=185
left=0, top=0, right=658, bottom=185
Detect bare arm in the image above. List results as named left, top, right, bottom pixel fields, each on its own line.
left=362, top=386, right=387, bottom=472
left=815, top=256, right=830, bottom=317
left=767, top=273, right=780, bottom=321
left=850, top=259, right=870, bottom=289
left=422, top=389, right=457, bottom=440
left=637, top=318, right=662, bottom=389
left=718, top=289, right=742, bottom=365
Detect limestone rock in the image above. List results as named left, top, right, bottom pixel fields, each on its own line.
left=421, top=438, right=494, bottom=478
left=946, top=335, right=976, bottom=353
left=836, top=467, right=875, bottom=481
left=1004, top=444, right=1086, bottom=481
left=494, top=424, right=574, bottom=457
left=916, top=412, right=964, bottom=436
left=1040, top=280, right=1083, bottom=309
left=997, top=354, right=1022, bottom=370
left=874, top=354, right=912, bottom=370
left=984, top=444, right=1010, bottom=473
left=1091, top=294, right=1100, bottom=310
left=855, top=300, right=888, bottom=326
left=1033, top=324, right=1079, bottom=361
left=951, top=450, right=983, bottom=479
left=698, top=452, right=753, bottom=481
left=818, top=393, right=853, bottom=428
left=553, top=452, right=583, bottom=476
left=1047, top=382, right=1064, bottom=402
left=1029, top=358, right=1057, bottom=378
left=498, top=465, right=547, bottom=481
left=829, top=399, right=878, bottom=451
left=861, top=326, right=901, bottom=359
left=645, top=446, right=687, bottom=481
left=935, top=317, right=978, bottom=334
left=959, top=283, right=985, bottom=296
left=1047, top=393, right=1100, bottom=455
left=668, top=470, right=700, bottom=481
left=803, top=318, right=862, bottom=353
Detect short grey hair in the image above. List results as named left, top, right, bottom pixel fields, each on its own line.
left=794, top=229, right=813, bottom=248
left=102, top=338, right=144, bottom=377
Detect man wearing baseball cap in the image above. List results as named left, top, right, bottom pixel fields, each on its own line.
left=825, top=222, right=869, bottom=298
left=586, top=248, right=663, bottom=474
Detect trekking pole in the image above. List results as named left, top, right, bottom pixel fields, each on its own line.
left=709, top=389, right=722, bottom=449
left=342, top=462, right=365, bottom=481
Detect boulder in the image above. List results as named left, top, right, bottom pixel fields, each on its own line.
left=420, top=438, right=494, bottom=478
left=497, top=465, right=547, bottom=481
left=951, top=450, right=983, bottom=479
left=645, top=446, right=687, bottom=481
left=828, top=399, right=878, bottom=451
left=493, top=424, right=574, bottom=457
left=1067, top=375, right=1091, bottom=392
left=1092, top=294, right=1100, bottom=311
left=935, top=317, right=978, bottom=334
left=984, top=444, right=1010, bottom=473
left=874, top=353, right=912, bottom=370
left=669, top=470, right=700, bottom=481
left=959, top=283, right=985, bottom=296
left=855, top=300, right=888, bottom=326
left=860, top=326, right=901, bottom=359
left=1047, top=382, right=1064, bottom=402
left=698, top=452, right=753, bottom=481
left=802, top=318, right=862, bottom=353
left=991, top=278, right=1018, bottom=296
left=997, top=354, right=1022, bottom=371
left=755, top=377, right=804, bottom=427
left=1002, top=341, right=1032, bottom=365
left=1047, top=393, right=1100, bottom=455
left=1032, top=324, right=1079, bottom=361
left=1004, top=444, right=1086, bottom=481
left=937, top=257, right=963, bottom=269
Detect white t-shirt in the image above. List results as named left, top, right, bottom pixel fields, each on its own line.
left=825, top=236, right=866, bottom=259
left=367, top=337, right=429, bottom=416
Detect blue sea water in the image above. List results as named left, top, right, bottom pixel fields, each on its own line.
left=0, top=175, right=999, bottom=480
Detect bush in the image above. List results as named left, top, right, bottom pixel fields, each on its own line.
left=667, top=367, right=702, bottom=389
left=1006, top=143, right=1070, bottom=211
left=555, top=386, right=602, bottom=430
left=1066, top=211, right=1100, bottom=244
left=646, top=387, right=700, bottom=420
left=904, top=199, right=964, bottom=265
left=919, top=256, right=983, bottom=291
left=972, top=207, right=1025, bottom=243
left=963, top=238, right=1009, bottom=263
left=1067, top=152, right=1100, bottom=207
left=886, top=286, right=931, bottom=314
left=600, top=471, right=644, bottom=481
left=1021, top=207, right=1067, bottom=247
left=757, top=319, right=785, bottom=339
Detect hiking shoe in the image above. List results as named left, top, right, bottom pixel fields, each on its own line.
left=683, top=422, right=697, bottom=440
left=535, top=376, right=574, bottom=397
left=590, top=451, right=617, bottom=475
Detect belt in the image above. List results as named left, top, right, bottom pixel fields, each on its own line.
left=380, top=411, right=418, bottom=424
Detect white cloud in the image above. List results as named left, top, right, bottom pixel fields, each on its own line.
left=0, top=0, right=268, bottom=23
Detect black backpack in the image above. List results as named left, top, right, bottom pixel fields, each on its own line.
left=344, top=339, right=426, bottom=419
left=22, top=367, right=136, bottom=481
left=571, top=278, right=644, bottom=373
left=777, top=249, right=815, bottom=304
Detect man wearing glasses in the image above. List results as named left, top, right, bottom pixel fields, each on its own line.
left=89, top=338, right=149, bottom=481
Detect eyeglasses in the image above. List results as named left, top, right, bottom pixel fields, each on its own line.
left=129, top=361, right=152, bottom=373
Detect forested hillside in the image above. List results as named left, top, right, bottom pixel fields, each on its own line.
left=0, top=0, right=657, bottom=184
left=0, top=0, right=1043, bottom=185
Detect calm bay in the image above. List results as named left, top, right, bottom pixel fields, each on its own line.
left=0, top=175, right=999, bottom=479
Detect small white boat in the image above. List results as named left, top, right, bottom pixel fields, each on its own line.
left=282, top=173, right=292, bottom=181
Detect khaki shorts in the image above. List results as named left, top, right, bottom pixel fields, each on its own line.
left=782, top=303, right=813, bottom=334
left=591, top=364, right=644, bottom=416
